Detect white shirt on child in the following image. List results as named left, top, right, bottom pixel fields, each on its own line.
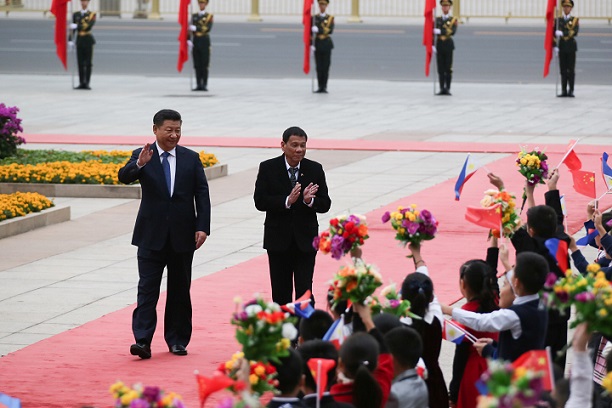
left=400, top=265, right=443, bottom=325
left=451, top=293, right=540, bottom=339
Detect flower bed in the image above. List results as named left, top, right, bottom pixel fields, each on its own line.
left=0, top=149, right=219, bottom=185
left=0, top=191, right=54, bottom=222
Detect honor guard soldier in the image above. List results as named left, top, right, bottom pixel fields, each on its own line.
left=69, top=0, right=96, bottom=90
left=555, top=0, right=579, bottom=97
left=311, top=0, right=334, bottom=94
left=189, top=0, right=214, bottom=91
left=433, top=0, right=458, bottom=96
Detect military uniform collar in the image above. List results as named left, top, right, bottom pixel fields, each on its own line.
left=198, top=10, right=207, bottom=16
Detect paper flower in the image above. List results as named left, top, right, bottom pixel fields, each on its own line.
left=329, top=260, right=383, bottom=307
left=541, top=263, right=612, bottom=338
left=313, top=214, right=369, bottom=260
left=479, top=189, right=521, bottom=238
left=109, top=381, right=185, bottom=408
left=516, top=148, right=548, bottom=186
left=231, top=295, right=297, bottom=363
left=381, top=204, right=438, bottom=248
left=476, top=359, right=544, bottom=408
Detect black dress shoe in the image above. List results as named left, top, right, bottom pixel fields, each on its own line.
left=169, top=345, right=188, bottom=356
left=315, top=89, right=327, bottom=93
left=567, top=92, right=575, bottom=97
left=557, top=93, right=568, bottom=97
left=130, top=342, right=151, bottom=359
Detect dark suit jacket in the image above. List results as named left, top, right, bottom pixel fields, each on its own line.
left=254, top=155, right=331, bottom=253
left=118, top=144, right=211, bottom=252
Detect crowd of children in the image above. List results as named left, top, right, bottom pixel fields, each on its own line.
left=230, top=169, right=612, bottom=408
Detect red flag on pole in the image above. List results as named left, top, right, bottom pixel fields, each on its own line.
left=570, top=169, right=596, bottom=198
left=543, top=0, right=557, bottom=77
left=423, top=0, right=436, bottom=76
left=195, top=372, right=235, bottom=408
left=177, top=0, right=190, bottom=72
left=306, top=358, right=336, bottom=399
left=557, top=140, right=582, bottom=171
left=465, top=204, right=502, bottom=231
left=50, top=0, right=70, bottom=70
left=511, top=349, right=555, bottom=391
left=302, top=0, right=313, bottom=74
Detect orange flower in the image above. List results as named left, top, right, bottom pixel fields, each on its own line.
left=345, top=279, right=358, bottom=293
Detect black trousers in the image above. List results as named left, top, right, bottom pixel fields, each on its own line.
left=76, top=36, right=94, bottom=86
left=133, top=242, right=194, bottom=348
left=193, top=36, right=211, bottom=89
left=436, top=49, right=453, bottom=90
left=267, top=240, right=316, bottom=307
left=545, top=321, right=568, bottom=368
left=559, top=51, right=576, bottom=94
left=315, top=49, right=332, bottom=91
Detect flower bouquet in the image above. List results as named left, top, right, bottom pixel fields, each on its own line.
left=231, top=296, right=297, bottom=363
left=479, top=189, right=521, bottom=238
left=476, top=360, right=544, bottom=408
left=329, top=261, right=383, bottom=308
left=541, top=263, right=612, bottom=338
left=313, top=214, right=369, bottom=260
left=218, top=351, right=279, bottom=396
left=109, top=381, right=185, bottom=408
left=371, top=283, right=419, bottom=319
left=381, top=205, right=438, bottom=250
left=516, top=148, right=549, bottom=212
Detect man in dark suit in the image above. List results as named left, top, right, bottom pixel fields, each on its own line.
left=312, top=0, right=334, bottom=93
left=69, top=0, right=96, bottom=90
left=433, top=0, right=458, bottom=96
left=254, top=126, right=331, bottom=306
left=188, top=0, right=214, bottom=91
left=555, top=0, right=579, bottom=97
left=118, top=109, right=211, bottom=359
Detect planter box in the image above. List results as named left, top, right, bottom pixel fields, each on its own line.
left=0, top=164, right=228, bottom=199
left=0, top=206, right=71, bottom=240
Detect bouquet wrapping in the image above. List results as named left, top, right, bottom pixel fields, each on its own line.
left=313, top=214, right=369, bottom=260
left=329, top=261, right=382, bottom=308
left=381, top=205, right=438, bottom=248
left=231, top=296, right=297, bottom=363
left=541, top=263, right=612, bottom=338
left=480, top=189, right=521, bottom=238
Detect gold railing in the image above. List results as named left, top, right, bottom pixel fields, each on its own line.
left=5, top=0, right=612, bottom=22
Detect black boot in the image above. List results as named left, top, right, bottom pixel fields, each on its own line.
left=84, top=65, right=92, bottom=90
left=445, top=73, right=452, bottom=96
left=567, top=73, right=575, bottom=97
left=558, top=74, right=568, bottom=97
left=436, top=74, right=446, bottom=95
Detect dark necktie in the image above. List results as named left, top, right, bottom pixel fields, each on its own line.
left=289, top=167, right=298, bottom=187
left=161, top=151, right=171, bottom=194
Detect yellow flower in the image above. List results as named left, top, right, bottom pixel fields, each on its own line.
left=254, top=365, right=266, bottom=377
left=598, top=309, right=608, bottom=318
left=249, top=374, right=259, bottom=385
left=411, top=204, right=417, bottom=209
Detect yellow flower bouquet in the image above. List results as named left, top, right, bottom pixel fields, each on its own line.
left=329, top=260, right=383, bottom=308
left=109, top=381, right=185, bottom=408
left=479, top=189, right=521, bottom=238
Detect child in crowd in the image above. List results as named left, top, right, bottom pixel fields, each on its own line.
left=441, top=252, right=549, bottom=362
left=297, top=339, right=354, bottom=408
left=330, top=303, right=394, bottom=408
left=400, top=242, right=447, bottom=408
left=449, top=257, right=499, bottom=408
left=490, top=170, right=571, bottom=367
left=267, top=348, right=306, bottom=408
left=384, top=326, right=428, bottom=408
left=299, top=309, right=334, bottom=345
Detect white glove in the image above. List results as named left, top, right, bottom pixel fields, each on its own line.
left=310, top=45, right=316, bottom=52
left=432, top=45, right=437, bottom=54
left=554, top=47, right=559, bottom=56
left=189, top=24, right=197, bottom=32
left=555, top=30, right=563, bottom=37
left=68, top=41, right=75, bottom=51
left=433, top=28, right=441, bottom=35
left=187, top=40, right=193, bottom=50
left=311, top=25, right=319, bottom=34
left=70, top=23, right=78, bottom=30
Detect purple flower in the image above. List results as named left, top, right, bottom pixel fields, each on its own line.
left=381, top=211, right=390, bottom=223
left=389, top=299, right=400, bottom=308
left=406, top=222, right=419, bottom=235
left=556, top=290, right=569, bottom=303
left=217, top=398, right=236, bottom=408
left=129, top=399, right=150, bottom=408
left=420, top=209, right=432, bottom=224
left=142, top=386, right=161, bottom=402
left=312, top=236, right=320, bottom=250
left=233, top=311, right=248, bottom=321
left=330, top=235, right=345, bottom=260
left=575, top=292, right=595, bottom=302
left=544, top=273, right=558, bottom=289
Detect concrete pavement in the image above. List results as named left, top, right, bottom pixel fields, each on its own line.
left=0, top=73, right=610, bottom=381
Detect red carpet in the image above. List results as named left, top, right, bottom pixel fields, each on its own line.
left=0, top=150, right=609, bottom=407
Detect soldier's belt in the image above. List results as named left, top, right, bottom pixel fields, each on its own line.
left=439, top=35, right=449, bottom=41
left=317, top=34, right=330, bottom=40
left=194, top=32, right=209, bottom=37
left=78, top=31, right=91, bottom=36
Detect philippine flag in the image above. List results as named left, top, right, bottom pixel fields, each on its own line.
left=322, top=317, right=346, bottom=350
left=442, top=319, right=467, bottom=345
left=454, top=154, right=479, bottom=201
left=545, top=238, right=569, bottom=273
left=602, top=152, right=612, bottom=191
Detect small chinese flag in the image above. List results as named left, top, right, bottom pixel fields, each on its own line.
left=465, top=204, right=502, bottom=231
left=511, top=349, right=555, bottom=391
left=307, top=358, right=336, bottom=399
left=195, top=372, right=234, bottom=408
left=570, top=169, right=596, bottom=198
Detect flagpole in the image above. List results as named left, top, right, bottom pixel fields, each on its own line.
left=554, top=138, right=581, bottom=170
left=311, top=0, right=316, bottom=93
left=432, top=6, right=437, bottom=95
left=444, top=317, right=478, bottom=343
left=316, top=359, right=322, bottom=408
left=69, top=0, right=75, bottom=89
left=554, top=0, right=560, bottom=96
left=189, top=1, right=194, bottom=91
